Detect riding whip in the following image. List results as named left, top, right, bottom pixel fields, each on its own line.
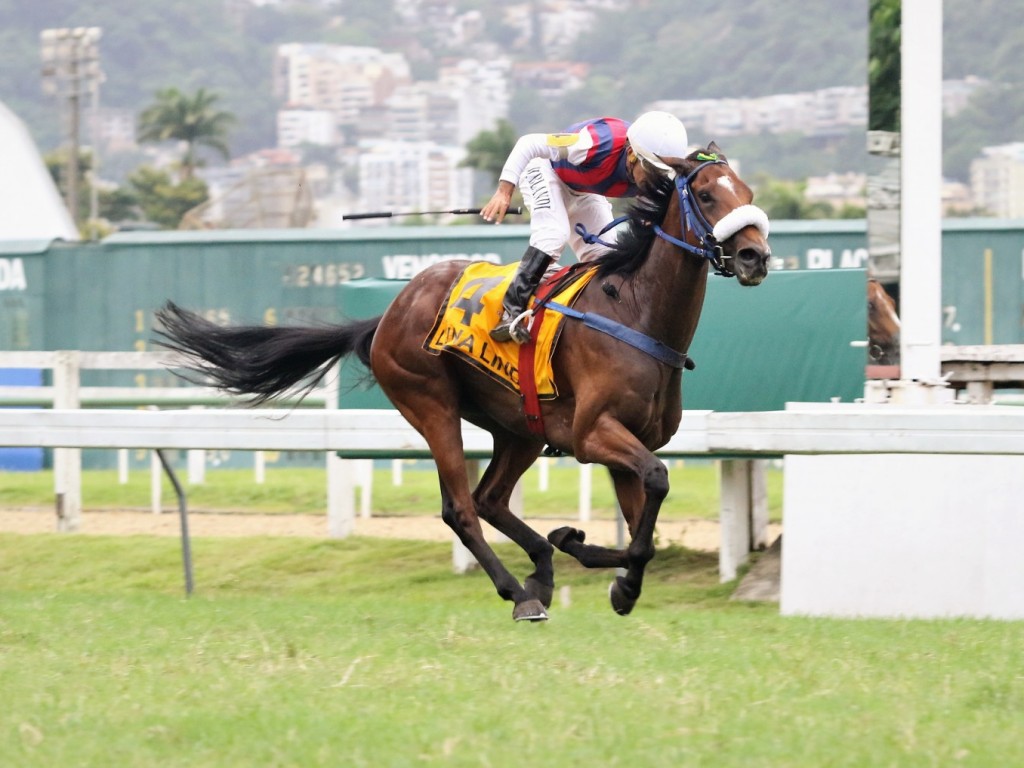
left=341, top=207, right=524, bottom=220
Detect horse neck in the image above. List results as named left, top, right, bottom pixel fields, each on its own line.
left=627, top=206, right=710, bottom=348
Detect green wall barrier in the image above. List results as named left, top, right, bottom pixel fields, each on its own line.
left=334, top=269, right=868, bottom=414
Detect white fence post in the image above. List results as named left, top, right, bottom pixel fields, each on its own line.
left=538, top=456, right=549, bottom=491
left=578, top=463, right=592, bottom=522
left=150, top=449, right=163, bottom=514
left=117, top=448, right=130, bottom=484
left=718, top=460, right=750, bottom=582
left=357, top=459, right=373, bottom=518
left=327, top=455, right=354, bottom=538
left=187, top=406, right=206, bottom=484
left=750, top=459, right=770, bottom=550
left=52, top=350, right=81, bottom=532
left=323, top=372, right=353, bottom=538
left=254, top=451, right=266, bottom=484
left=718, top=459, right=768, bottom=582
left=187, top=449, right=206, bottom=484
left=452, top=460, right=481, bottom=573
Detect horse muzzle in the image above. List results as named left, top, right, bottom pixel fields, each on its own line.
left=729, top=245, right=771, bottom=286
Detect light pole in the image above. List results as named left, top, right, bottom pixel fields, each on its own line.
left=40, top=27, right=103, bottom=231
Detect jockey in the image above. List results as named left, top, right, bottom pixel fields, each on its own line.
left=481, top=110, right=689, bottom=344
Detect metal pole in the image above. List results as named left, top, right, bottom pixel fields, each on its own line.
left=89, top=75, right=100, bottom=227
left=156, top=449, right=194, bottom=597
left=66, top=45, right=80, bottom=227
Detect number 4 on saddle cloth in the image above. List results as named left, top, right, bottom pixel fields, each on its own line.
left=423, top=261, right=594, bottom=399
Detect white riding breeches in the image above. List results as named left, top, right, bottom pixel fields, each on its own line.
left=518, top=157, right=615, bottom=263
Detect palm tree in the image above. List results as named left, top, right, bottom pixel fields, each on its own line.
left=137, top=87, right=234, bottom=179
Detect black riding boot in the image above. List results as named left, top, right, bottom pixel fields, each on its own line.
left=490, top=246, right=554, bottom=344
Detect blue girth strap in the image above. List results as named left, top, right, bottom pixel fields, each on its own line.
left=543, top=300, right=694, bottom=370
left=542, top=158, right=741, bottom=369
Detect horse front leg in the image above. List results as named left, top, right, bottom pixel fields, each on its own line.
left=554, top=417, right=667, bottom=615
left=605, top=463, right=666, bottom=615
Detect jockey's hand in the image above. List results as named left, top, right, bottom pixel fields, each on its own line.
left=481, top=181, right=515, bottom=223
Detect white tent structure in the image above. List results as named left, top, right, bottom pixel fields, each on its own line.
left=0, top=100, right=79, bottom=242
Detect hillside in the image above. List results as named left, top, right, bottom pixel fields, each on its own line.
left=0, top=0, right=1021, bottom=183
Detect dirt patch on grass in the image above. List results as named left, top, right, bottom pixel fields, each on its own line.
left=0, top=507, right=781, bottom=551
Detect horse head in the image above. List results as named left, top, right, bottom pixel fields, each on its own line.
left=868, top=278, right=900, bottom=363
left=664, top=143, right=772, bottom=287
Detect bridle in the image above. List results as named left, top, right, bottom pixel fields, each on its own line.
left=653, top=156, right=769, bottom=278
left=573, top=153, right=769, bottom=279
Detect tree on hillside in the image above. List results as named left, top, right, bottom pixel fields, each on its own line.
left=127, top=166, right=208, bottom=229
left=137, top=87, right=234, bottom=179
left=460, top=119, right=518, bottom=183
left=752, top=176, right=841, bottom=220
left=868, top=0, right=901, bottom=133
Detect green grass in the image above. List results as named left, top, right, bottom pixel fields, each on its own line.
left=1, top=533, right=1022, bottom=767
left=0, top=460, right=784, bottom=521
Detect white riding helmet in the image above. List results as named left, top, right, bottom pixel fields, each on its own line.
left=626, top=111, right=689, bottom=177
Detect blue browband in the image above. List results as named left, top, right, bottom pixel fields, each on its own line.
left=652, top=159, right=735, bottom=277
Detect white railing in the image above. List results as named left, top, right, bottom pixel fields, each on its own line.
left=5, top=351, right=1024, bottom=588
left=0, top=349, right=334, bottom=532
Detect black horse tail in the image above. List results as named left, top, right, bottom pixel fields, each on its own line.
left=154, top=301, right=380, bottom=406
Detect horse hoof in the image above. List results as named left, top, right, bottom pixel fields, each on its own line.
left=547, top=526, right=585, bottom=550
left=608, top=577, right=637, bottom=616
left=524, top=576, right=554, bottom=609
left=513, top=599, right=549, bottom=622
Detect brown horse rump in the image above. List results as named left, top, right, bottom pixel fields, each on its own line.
left=423, top=261, right=594, bottom=398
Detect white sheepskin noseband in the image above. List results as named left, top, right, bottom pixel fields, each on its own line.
left=712, top=204, right=770, bottom=242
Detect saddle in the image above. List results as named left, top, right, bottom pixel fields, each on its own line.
left=423, top=261, right=595, bottom=398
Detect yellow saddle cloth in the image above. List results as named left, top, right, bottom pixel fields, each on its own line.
left=424, top=261, right=594, bottom=398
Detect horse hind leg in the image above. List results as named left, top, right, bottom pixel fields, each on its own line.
left=472, top=435, right=554, bottom=609
left=439, top=476, right=549, bottom=622
left=400, top=405, right=548, bottom=622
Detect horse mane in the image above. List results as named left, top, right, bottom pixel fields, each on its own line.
left=590, top=146, right=720, bottom=279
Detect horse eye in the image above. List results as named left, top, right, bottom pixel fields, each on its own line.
left=698, top=191, right=713, bottom=204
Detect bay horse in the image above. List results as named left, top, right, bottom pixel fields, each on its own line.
left=154, top=143, right=771, bottom=622
left=868, top=278, right=900, bottom=364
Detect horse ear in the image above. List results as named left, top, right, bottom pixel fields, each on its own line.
left=707, top=141, right=726, bottom=161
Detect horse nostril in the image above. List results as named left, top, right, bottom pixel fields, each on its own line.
left=737, top=247, right=769, bottom=268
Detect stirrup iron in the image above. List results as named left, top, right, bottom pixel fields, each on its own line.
left=507, top=309, right=534, bottom=344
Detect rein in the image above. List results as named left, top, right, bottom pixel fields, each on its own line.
left=519, top=154, right=766, bottom=442
left=574, top=156, right=769, bottom=279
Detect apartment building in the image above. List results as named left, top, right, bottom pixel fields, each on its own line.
left=971, top=143, right=1024, bottom=218
left=274, top=43, right=411, bottom=127
left=357, top=139, right=473, bottom=218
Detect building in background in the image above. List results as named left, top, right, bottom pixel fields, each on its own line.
left=356, top=140, right=472, bottom=221
left=277, top=106, right=337, bottom=148
left=274, top=43, right=411, bottom=137
left=970, top=143, right=1024, bottom=218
